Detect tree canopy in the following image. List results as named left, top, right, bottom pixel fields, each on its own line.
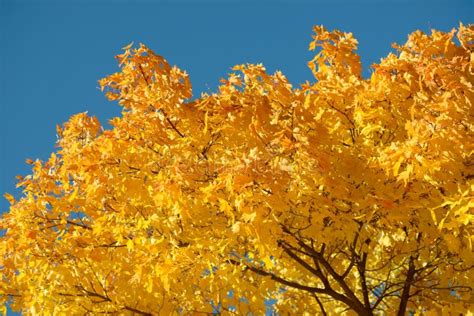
left=1, top=25, right=473, bottom=315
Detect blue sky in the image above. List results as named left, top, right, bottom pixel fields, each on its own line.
left=1, top=1, right=471, bottom=214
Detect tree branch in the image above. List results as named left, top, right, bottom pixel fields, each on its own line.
left=397, top=256, right=416, bottom=316
left=227, top=259, right=326, bottom=294
left=312, top=293, right=328, bottom=316
left=280, top=224, right=371, bottom=315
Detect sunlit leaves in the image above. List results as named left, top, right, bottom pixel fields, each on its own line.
left=1, top=24, right=473, bottom=315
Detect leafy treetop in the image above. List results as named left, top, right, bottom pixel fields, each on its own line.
left=1, top=24, right=473, bottom=315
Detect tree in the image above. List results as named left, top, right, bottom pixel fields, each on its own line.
left=1, top=24, right=473, bottom=315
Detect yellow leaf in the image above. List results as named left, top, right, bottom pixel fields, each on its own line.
left=146, top=279, right=153, bottom=293
left=242, top=211, right=256, bottom=223
left=203, top=111, right=209, bottom=134
left=303, top=94, right=311, bottom=109
left=68, top=188, right=78, bottom=202
left=262, top=256, right=274, bottom=269
left=127, top=239, right=134, bottom=252
left=219, top=198, right=235, bottom=223
left=393, top=156, right=404, bottom=177
left=3, top=193, right=15, bottom=205
left=122, top=42, right=134, bottom=50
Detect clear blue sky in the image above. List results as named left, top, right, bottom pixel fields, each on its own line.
left=1, top=0, right=471, bottom=214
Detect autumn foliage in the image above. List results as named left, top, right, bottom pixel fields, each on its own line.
left=1, top=25, right=473, bottom=315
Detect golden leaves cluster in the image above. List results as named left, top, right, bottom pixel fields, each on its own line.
left=1, top=24, right=473, bottom=315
